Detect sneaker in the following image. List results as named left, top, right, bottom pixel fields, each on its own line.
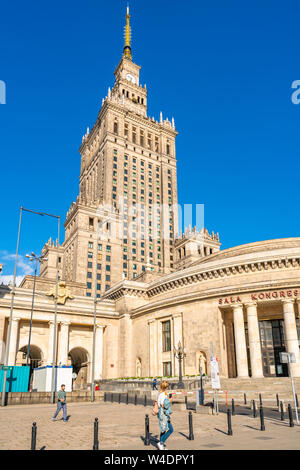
left=164, top=445, right=168, bottom=450
left=157, top=442, right=164, bottom=450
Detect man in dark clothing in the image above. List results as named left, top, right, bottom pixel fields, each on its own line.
left=52, top=384, right=68, bottom=422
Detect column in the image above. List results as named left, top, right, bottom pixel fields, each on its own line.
left=245, top=302, right=264, bottom=378
left=232, top=305, right=249, bottom=378
left=58, top=321, right=70, bottom=366
left=0, top=316, right=5, bottom=364
left=282, top=300, right=300, bottom=377
left=148, top=319, right=157, bottom=377
left=94, top=325, right=105, bottom=381
left=8, top=317, right=20, bottom=366
left=47, top=320, right=57, bottom=365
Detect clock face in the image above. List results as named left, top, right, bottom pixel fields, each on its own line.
left=126, top=73, right=136, bottom=84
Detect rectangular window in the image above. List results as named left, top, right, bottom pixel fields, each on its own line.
left=162, top=320, right=171, bottom=352
left=87, top=282, right=92, bottom=290
left=163, top=362, right=172, bottom=377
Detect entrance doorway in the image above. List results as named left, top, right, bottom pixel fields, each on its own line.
left=18, top=345, right=43, bottom=388
left=68, top=348, right=89, bottom=389
left=259, top=320, right=288, bottom=377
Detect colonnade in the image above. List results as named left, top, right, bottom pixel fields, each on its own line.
left=6, top=318, right=105, bottom=381
left=232, top=300, right=300, bottom=378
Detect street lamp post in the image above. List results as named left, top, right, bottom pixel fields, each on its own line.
left=0, top=207, right=60, bottom=407
left=173, top=341, right=186, bottom=389
left=25, top=252, right=48, bottom=367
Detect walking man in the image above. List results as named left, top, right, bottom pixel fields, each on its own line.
left=52, top=384, right=68, bottom=422
left=152, top=377, right=158, bottom=391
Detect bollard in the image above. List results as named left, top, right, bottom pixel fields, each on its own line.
left=227, top=409, right=233, bottom=436
left=188, top=411, right=194, bottom=440
left=185, top=395, right=187, bottom=407
left=244, top=393, right=247, bottom=405
left=31, top=422, right=37, bottom=450
left=288, top=404, right=294, bottom=428
left=118, top=393, right=121, bottom=404
left=296, top=394, right=299, bottom=409
left=135, top=394, right=137, bottom=406
left=231, top=398, right=235, bottom=416
left=126, top=393, right=129, bottom=405
left=259, top=406, right=265, bottom=431
left=144, top=394, right=147, bottom=407
left=111, top=393, right=113, bottom=403
left=93, top=418, right=99, bottom=450
left=145, top=414, right=150, bottom=446
left=276, top=394, right=279, bottom=408
left=104, top=392, right=107, bottom=403
left=280, top=401, right=285, bottom=421
left=252, top=400, right=257, bottom=418
left=259, top=394, right=262, bottom=407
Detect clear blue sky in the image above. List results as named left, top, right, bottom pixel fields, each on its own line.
left=1, top=0, right=300, bottom=282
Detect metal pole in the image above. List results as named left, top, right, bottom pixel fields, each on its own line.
left=91, top=296, right=97, bottom=403
left=31, top=422, right=37, bottom=450
left=1, top=207, right=23, bottom=407
left=145, top=414, right=150, bottom=446
left=280, top=401, right=285, bottom=421
left=288, top=403, right=294, bottom=427
left=26, top=258, right=38, bottom=366
left=288, top=360, right=299, bottom=424
left=227, top=409, right=233, bottom=436
left=188, top=411, right=194, bottom=440
left=50, top=217, right=60, bottom=404
left=252, top=399, right=256, bottom=418
left=259, top=406, right=265, bottom=431
left=93, top=418, right=99, bottom=450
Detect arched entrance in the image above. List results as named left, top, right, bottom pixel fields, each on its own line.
left=18, top=345, right=43, bottom=388
left=68, top=347, right=89, bottom=389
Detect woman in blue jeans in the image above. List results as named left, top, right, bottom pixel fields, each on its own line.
left=157, top=381, right=174, bottom=450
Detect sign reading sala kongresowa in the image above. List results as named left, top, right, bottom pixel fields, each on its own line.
left=218, top=288, right=299, bottom=305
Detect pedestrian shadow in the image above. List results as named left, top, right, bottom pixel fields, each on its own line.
left=214, top=428, right=228, bottom=436
left=60, top=415, right=71, bottom=421
left=140, top=433, right=159, bottom=448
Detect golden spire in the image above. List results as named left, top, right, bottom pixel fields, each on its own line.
left=123, top=4, right=132, bottom=60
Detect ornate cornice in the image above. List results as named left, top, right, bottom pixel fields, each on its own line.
left=147, top=256, right=300, bottom=298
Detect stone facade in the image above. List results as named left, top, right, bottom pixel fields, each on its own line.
left=1, top=8, right=300, bottom=386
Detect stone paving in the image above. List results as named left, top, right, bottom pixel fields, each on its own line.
left=0, top=401, right=300, bottom=450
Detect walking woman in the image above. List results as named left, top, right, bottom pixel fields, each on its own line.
left=157, top=381, right=174, bottom=450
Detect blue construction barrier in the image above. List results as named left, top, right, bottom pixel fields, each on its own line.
left=0, top=366, right=30, bottom=392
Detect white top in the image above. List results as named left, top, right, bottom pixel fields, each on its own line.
left=157, top=391, right=168, bottom=408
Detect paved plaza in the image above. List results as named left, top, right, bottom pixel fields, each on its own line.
left=0, top=401, right=300, bottom=450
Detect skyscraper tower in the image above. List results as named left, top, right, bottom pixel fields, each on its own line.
left=41, top=6, right=179, bottom=297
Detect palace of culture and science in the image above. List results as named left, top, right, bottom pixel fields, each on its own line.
left=1, top=7, right=300, bottom=387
